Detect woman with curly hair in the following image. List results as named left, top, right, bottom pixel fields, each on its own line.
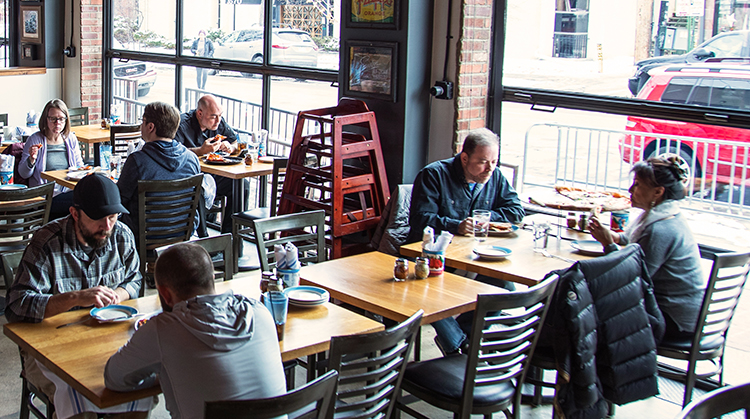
left=589, top=157, right=704, bottom=340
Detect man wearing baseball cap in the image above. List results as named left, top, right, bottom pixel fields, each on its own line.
left=5, top=173, right=149, bottom=418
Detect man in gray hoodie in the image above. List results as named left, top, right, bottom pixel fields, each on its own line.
left=117, top=101, right=201, bottom=242
left=104, top=242, right=286, bottom=419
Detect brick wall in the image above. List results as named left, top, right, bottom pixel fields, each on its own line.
left=454, top=0, right=492, bottom=152
left=80, top=0, right=103, bottom=120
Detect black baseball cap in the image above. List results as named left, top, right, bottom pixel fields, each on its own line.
left=73, top=173, right=129, bottom=220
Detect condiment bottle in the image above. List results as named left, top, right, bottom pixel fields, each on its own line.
left=393, top=258, right=408, bottom=282
left=414, top=257, right=429, bottom=279
left=566, top=212, right=577, bottom=229
left=259, top=271, right=273, bottom=293
left=579, top=213, right=589, bottom=231
left=268, top=275, right=283, bottom=292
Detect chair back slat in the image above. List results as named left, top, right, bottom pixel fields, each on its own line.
left=459, top=274, right=558, bottom=419
left=204, top=369, right=338, bottom=419
left=694, top=251, right=750, bottom=349
left=68, top=107, right=89, bottom=127
left=251, top=210, right=326, bottom=272
left=326, top=310, right=423, bottom=419
left=110, top=124, right=141, bottom=157
left=137, top=175, right=203, bottom=296
left=269, top=158, right=288, bottom=217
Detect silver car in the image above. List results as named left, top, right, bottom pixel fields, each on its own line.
left=214, top=28, right=319, bottom=70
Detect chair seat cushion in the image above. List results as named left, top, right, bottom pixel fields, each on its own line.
left=234, top=208, right=270, bottom=223
left=403, top=355, right=515, bottom=407
left=659, top=334, right=725, bottom=352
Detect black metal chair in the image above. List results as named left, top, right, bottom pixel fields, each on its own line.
left=204, top=370, right=339, bottom=419
left=155, top=233, right=233, bottom=281
left=136, top=174, right=203, bottom=295
left=249, top=209, right=326, bottom=273
left=3, top=251, right=55, bottom=419
left=231, top=157, right=287, bottom=271
left=0, top=183, right=54, bottom=289
left=324, top=309, right=423, bottom=419
left=658, top=249, right=750, bottom=407
left=397, top=275, right=559, bottom=419
left=109, top=124, right=141, bottom=157
left=674, top=381, right=750, bottom=419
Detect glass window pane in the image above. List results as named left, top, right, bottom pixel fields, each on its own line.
left=112, top=0, right=177, bottom=52
left=268, top=77, right=338, bottom=154
left=662, top=77, right=698, bottom=104
left=112, top=61, right=175, bottom=124
left=180, top=65, right=262, bottom=136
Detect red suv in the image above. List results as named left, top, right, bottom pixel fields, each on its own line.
left=621, top=61, right=750, bottom=185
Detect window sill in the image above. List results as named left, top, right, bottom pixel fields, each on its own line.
left=0, top=67, right=47, bottom=76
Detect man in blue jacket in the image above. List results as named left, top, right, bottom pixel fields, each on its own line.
left=409, top=128, right=524, bottom=355
left=117, top=101, right=201, bottom=244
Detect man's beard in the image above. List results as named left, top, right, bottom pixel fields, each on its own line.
left=77, top=221, right=112, bottom=249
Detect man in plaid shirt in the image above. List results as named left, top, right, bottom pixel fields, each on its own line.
left=5, top=173, right=148, bottom=419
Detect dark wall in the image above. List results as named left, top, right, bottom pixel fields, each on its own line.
left=339, top=0, right=433, bottom=190
left=16, top=0, right=64, bottom=68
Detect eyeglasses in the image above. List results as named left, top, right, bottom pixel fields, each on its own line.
left=47, top=117, right=66, bottom=123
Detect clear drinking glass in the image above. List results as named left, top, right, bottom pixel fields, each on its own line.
left=532, top=221, right=551, bottom=250
left=472, top=209, right=491, bottom=244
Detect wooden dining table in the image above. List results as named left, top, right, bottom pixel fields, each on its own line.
left=3, top=278, right=384, bottom=409
left=199, top=158, right=275, bottom=213
left=299, top=251, right=504, bottom=325
left=400, top=225, right=593, bottom=287
left=72, top=124, right=111, bottom=164
left=40, top=169, right=82, bottom=190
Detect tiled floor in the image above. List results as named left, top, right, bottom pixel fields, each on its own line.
left=1, top=240, right=749, bottom=418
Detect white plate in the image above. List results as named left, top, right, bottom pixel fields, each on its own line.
left=67, top=170, right=93, bottom=181
left=133, top=310, right=161, bottom=330
left=570, top=240, right=605, bottom=256
left=90, top=305, right=138, bottom=323
left=488, top=224, right=519, bottom=237
left=0, top=184, right=27, bottom=190
left=259, top=156, right=274, bottom=163
left=473, top=246, right=512, bottom=260
left=284, top=286, right=329, bottom=307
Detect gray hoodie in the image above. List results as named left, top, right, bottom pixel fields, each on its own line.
left=104, top=291, right=286, bottom=419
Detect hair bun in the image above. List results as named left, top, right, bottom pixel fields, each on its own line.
left=666, top=156, right=688, bottom=181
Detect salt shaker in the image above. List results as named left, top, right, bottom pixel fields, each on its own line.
left=414, top=257, right=429, bottom=279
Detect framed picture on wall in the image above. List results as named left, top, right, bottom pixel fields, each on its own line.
left=20, top=5, right=43, bottom=43
left=344, top=41, right=398, bottom=102
left=22, top=45, right=37, bottom=60
left=345, top=0, right=398, bottom=29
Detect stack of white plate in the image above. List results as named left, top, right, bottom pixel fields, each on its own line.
left=284, top=286, right=329, bottom=307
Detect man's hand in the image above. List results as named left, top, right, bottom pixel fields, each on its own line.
left=76, top=286, right=122, bottom=308
left=458, top=217, right=474, bottom=236
left=194, top=138, right=221, bottom=156
left=218, top=140, right=236, bottom=154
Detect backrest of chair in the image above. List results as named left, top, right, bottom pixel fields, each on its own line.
left=205, top=369, right=338, bottom=419
left=693, top=251, right=750, bottom=350
left=251, top=210, right=326, bottom=272
left=461, top=274, right=559, bottom=418
left=110, top=124, right=141, bottom=157
left=499, top=162, right=519, bottom=190
left=269, top=157, right=288, bottom=217
left=156, top=234, right=234, bottom=281
left=137, top=175, right=203, bottom=280
left=675, top=381, right=750, bottom=419
left=0, top=183, right=54, bottom=248
left=326, top=309, right=423, bottom=419
left=2, top=251, right=25, bottom=290
left=68, top=107, right=89, bottom=127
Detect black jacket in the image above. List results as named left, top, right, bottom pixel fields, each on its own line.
left=539, top=244, right=665, bottom=419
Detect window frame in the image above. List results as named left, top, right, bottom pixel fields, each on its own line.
left=489, top=0, right=750, bottom=133
left=102, top=0, right=338, bottom=129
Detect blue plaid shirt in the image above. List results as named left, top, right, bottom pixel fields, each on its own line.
left=5, top=216, right=142, bottom=323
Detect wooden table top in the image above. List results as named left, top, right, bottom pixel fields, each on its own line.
left=299, top=251, right=504, bottom=325
left=198, top=159, right=274, bottom=180
left=41, top=169, right=83, bottom=190
left=72, top=124, right=110, bottom=144
left=400, top=227, right=592, bottom=287
left=3, top=278, right=383, bottom=408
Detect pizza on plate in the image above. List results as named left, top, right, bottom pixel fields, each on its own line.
left=489, top=222, right=513, bottom=233
left=529, top=186, right=631, bottom=212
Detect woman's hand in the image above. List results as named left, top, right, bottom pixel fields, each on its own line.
left=28, top=144, right=42, bottom=164
left=588, top=216, right=617, bottom=246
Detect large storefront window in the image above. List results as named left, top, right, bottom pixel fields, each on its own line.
left=1, top=0, right=9, bottom=68
left=105, top=0, right=339, bottom=140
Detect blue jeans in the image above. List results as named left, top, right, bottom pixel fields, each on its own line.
left=432, top=273, right=515, bottom=354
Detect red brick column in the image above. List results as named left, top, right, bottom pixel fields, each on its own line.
left=454, top=0, right=492, bottom=152
left=80, top=0, right=103, bottom=120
